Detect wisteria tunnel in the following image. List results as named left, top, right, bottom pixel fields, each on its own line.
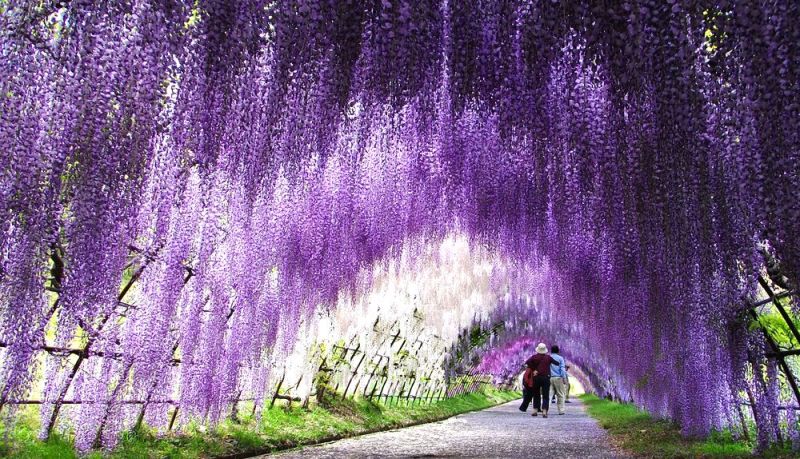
left=1, top=1, right=800, bottom=456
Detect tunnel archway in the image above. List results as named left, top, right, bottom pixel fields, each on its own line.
left=1, top=0, right=799, bottom=453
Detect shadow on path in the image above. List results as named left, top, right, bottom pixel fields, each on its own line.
left=265, top=397, right=627, bottom=458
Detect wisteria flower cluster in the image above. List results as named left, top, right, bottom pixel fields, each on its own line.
left=1, top=0, right=799, bottom=451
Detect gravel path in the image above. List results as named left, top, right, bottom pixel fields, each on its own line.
left=266, top=397, right=627, bottom=458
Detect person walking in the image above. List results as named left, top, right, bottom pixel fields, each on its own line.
left=518, top=365, right=536, bottom=412
left=524, top=343, right=559, bottom=418
left=549, top=345, right=568, bottom=415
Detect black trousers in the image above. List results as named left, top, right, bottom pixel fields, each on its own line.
left=532, top=376, right=551, bottom=411
left=519, top=386, right=534, bottom=411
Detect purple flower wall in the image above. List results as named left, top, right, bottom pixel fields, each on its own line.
left=1, top=0, right=799, bottom=451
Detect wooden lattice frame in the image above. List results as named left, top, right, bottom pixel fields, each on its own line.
left=0, top=246, right=489, bottom=445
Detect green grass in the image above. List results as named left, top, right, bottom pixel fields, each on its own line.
left=750, top=309, right=800, bottom=350
left=1, top=388, right=518, bottom=458
left=580, top=394, right=795, bottom=458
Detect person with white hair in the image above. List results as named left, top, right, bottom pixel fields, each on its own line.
left=522, top=342, right=560, bottom=418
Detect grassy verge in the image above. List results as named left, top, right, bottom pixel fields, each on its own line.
left=580, top=394, right=794, bottom=458
left=2, top=388, right=519, bottom=458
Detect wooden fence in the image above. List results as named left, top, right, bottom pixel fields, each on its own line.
left=0, top=245, right=495, bottom=446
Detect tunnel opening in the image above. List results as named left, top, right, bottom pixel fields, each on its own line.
left=1, top=1, right=799, bottom=454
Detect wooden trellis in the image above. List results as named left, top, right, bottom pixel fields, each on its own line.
left=746, top=272, right=800, bottom=409
left=13, top=244, right=796, bottom=447
left=0, top=245, right=498, bottom=444
left=282, top=313, right=495, bottom=409
left=0, top=245, right=197, bottom=441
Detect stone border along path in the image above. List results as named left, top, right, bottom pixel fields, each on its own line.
left=264, top=397, right=628, bottom=458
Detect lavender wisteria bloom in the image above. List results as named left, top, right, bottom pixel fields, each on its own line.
left=0, top=0, right=799, bottom=451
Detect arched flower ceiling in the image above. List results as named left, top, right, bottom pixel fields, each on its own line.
left=1, top=0, right=799, bottom=451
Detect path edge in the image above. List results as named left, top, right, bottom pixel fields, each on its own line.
left=220, top=396, right=522, bottom=459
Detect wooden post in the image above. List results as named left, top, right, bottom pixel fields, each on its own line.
left=286, top=375, right=303, bottom=409
left=0, top=246, right=67, bottom=410
left=93, top=362, right=134, bottom=448
left=367, top=374, right=383, bottom=400
left=134, top=381, right=158, bottom=431
left=342, top=352, right=366, bottom=399
left=405, top=378, right=417, bottom=406
left=418, top=366, right=436, bottom=405
left=734, top=397, right=751, bottom=442
left=230, top=390, right=243, bottom=422
left=466, top=375, right=481, bottom=394
left=376, top=367, right=390, bottom=402
left=168, top=406, right=180, bottom=431
left=331, top=343, right=352, bottom=394
left=40, top=250, right=188, bottom=439
left=432, top=382, right=442, bottom=402
left=363, top=371, right=376, bottom=398
left=414, top=382, right=426, bottom=406
left=269, top=372, right=286, bottom=409
left=391, top=381, right=404, bottom=406
left=455, top=377, right=468, bottom=396
left=749, top=308, right=800, bottom=405
left=758, top=276, right=800, bottom=344
left=423, top=383, right=433, bottom=404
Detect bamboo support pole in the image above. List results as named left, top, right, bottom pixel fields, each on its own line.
left=341, top=352, right=366, bottom=399
left=269, top=372, right=286, bottom=409
left=168, top=406, right=180, bottom=431
left=39, top=263, right=147, bottom=439
left=748, top=307, right=800, bottom=405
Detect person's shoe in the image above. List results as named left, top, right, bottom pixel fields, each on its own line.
left=531, top=411, right=538, bottom=417
left=565, top=400, right=572, bottom=403
left=518, top=406, right=526, bottom=412
left=542, top=411, right=549, bottom=418
left=558, top=412, right=565, bottom=415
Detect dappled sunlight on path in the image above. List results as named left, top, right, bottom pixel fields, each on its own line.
left=268, top=397, right=626, bottom=458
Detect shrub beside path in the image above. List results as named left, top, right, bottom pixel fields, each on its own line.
left=267, top=397, right=626, bottom=458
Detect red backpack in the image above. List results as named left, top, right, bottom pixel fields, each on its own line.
left=523, top=368, right=535, bottom=388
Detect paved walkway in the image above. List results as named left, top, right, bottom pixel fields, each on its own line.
left=267, top=398, right=626, bottom=458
